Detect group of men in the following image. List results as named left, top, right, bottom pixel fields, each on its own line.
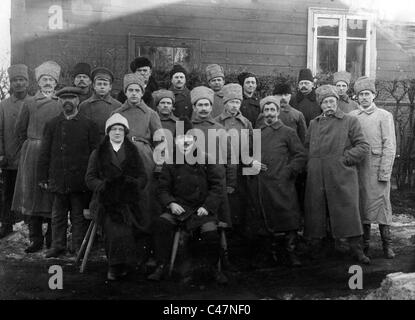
left=0, top=56, right=397, bottom=283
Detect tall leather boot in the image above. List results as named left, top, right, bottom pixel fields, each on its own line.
left=285, top=231, right=302, bottom=267
left=379, top=224, right=395, bottom=259
left=363, top=224, right=371, bottom=256
left=348, top=236, right=370, bottom=264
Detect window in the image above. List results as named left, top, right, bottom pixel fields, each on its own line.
left=128, top=35, right=201, bottom=71
left=307, top=8, right=376, bottom=79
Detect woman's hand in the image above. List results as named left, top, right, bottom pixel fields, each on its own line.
left=197, top=207, right=208, bottom=216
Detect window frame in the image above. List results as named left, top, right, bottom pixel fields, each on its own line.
left=127, top=34, right=201, bottom=71
left=307, top=7, right=377, bottom=78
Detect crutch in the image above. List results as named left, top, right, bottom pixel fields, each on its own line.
left=75, top=220, right=94, bottom=265
left=168, top=228, right=181, bottom=277
left=78, top=220, right=97, bottom=273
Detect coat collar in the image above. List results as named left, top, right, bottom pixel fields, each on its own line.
left=192, top=115, right=216, bottom=125
left=57, top=111, right=81, bottom=122
left=357, top=103, right=377, bottom=115
left=169, top=85, right=190, bottom=95
left=339, top=94, right=350, bottom=103
left=119, top=100, right=148, bottom=113
left=243, top=91, right=259, bottom=101
left=215, top=90, right=224, bottom=98
left=258, top=119, right=283, bottom=130
left=11, top=93, right=28, bottom=103
left=89, top=92, right=113, bottom=104
left=280, top=104, right=294, bottom=112
left=160, top=113, right=179, bottom=122
left=296, top=88, right=317, bottom=103
left=316, top=108, right=345, bottom=120
left=217, top=111, right=245, bottom=122
left=34, top=91, right=58, bottom=101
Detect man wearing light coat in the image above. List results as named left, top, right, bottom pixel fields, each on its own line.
left=349, top=76, right=397, bottom=259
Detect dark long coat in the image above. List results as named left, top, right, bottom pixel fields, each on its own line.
left=169, top=86, right=193, bottom=119
left=304, top=110, right=370, bottom=239
left=37, top=112, right=100, bottom=194
left=158, top=152, right=226, bottom=230
left=240, top=93, right=261, bottom=128
left=254, top=121, right=307, bottom=233
left=291, top=89, right=321, bottom=127
left=85, top=136, right=148, bottom=232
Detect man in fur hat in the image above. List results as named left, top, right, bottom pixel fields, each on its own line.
left=37, top=87, right=100, bottom=257
left=304, top=84, right=370, bottom=264
left=12, top=61, right=63, bottom=253
left=206, top=64, right=226, bottom=118
left=72, top=62, right=93, bottom=103
left=238, top=72, right=261, bottom=127
left=148, top=117, right=228, bottom=284
left=153, top=89, right=178, bottom=136
left=117, top=57, right=159, bottom=108
left=350, top=77, right=397, bottom=259
left=0, top=64, right=32, bottom=238
left=333, top=71, right=358, bottom=113
left=169, top=64, right=192, bottom=119
left=291, top=68, right=321, bottom=126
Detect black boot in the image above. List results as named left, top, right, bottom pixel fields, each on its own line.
left=45, top=247, right=66, bottom=258
left=379, top=224, right=395, bottom=259
left=348, top=236, right=370, bottom=264
left=285, top=231, right=302, bottom=267
left=44, top=222, right=52, bottom=249
left=0, top=224, right=13, bottom=239
left=363, top=224, right=371, bottom=256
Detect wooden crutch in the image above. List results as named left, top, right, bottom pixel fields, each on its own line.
left=80, top=221, right=97, bottom=273
left=75, top=220, right=94, bottom=265
left=168, top=228, right=181, bottom=277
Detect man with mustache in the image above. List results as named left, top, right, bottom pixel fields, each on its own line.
left=79, top=67, right=121, bottom=141
left=250, top=96, right=306, bottom=267
left=290, top=68, right=321, bottom=126
left=349, top=77, right=397, bottom=259
left=238, top=72, right=261, bottom=127
left=153, top=89, right=178, bottom=136
left=206, top=64, right=226, bottom=118
left=304, top=85, right=370, bottom=264
left=333, top=71, right=358, bottom=114
left=169, top=64, right=192, bottom=119
left=72, top=62, right=93, bottom=103
left=37, top=87, right=100, bottom=257
left=0, top=64, right=32, bottom=238
left=12, top=61, right=63, bottom=253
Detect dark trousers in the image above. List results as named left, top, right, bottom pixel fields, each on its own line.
left=103, top=215, right=139, bottom=267
left=0, top=169, right=18, bottom=226
left=28, top=216, right=51, bottom=244
left=51, top=192, right=88, bottom=251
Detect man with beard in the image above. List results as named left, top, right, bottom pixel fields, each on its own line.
left=272, top=83, right=307, bottom=144
left=249, top=96, right=306, bottom=267
left=38, top=87, right=100, bottom=257
left=206, top=64, right=226, bottom=118
left=238, top=72, right=261, bottom=127
left=0, top=64, right=32, bottom=238
left=350, top=77, right=397, bottom=259
left=333, top=71, right=358, bottom=114
left=117, top=57, right=159, bottom=108
left=290, top=68, right=321, bottom=126
left=72, top=62, right=93, bottom=103
left=148, top=117, right=228, bottom=284
left=79, top=67, right=121, bottom=140
left=12, top=61, right=63, bottom=253
left=304, top=85, right=370, bottom=264
left=169, top=64, right=192, bottom=119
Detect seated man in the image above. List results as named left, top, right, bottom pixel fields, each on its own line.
left=148, top=117, right=228, bottom=284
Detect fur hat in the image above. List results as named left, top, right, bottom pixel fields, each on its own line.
left=169, top=64, right=188, bottom=79
left=123, top=73, right=146, bottom=93
left=205, top=64, right=224, bottom=82
left=237, top=72, right=257, bottom=87
left=190, top=86, right=214, bottom=105
left=7, top=64, right=29, bottom=81
left=130, top=57, right=152, bottom=72
left=273, top=82, right=292, bottom=95
left=72, top=62, right=91, bottom=78
left=298, top=68, right=314, bottom=83
left=105, top=113, right=130, bottom=134
left=91, top=67, right=114, bottom=83
left=152, top=89, right=175, bottom=106
left=222, top=83, right=243, bottom=104
left=333, top=71, right=351, bottom=86
left=35, top=61, right=61, bottom=82
left=260, top=96, right=281, bottom=111
left=354, top=76, right=376, bottom=94
left=315, top=85, right=339, bottom=105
